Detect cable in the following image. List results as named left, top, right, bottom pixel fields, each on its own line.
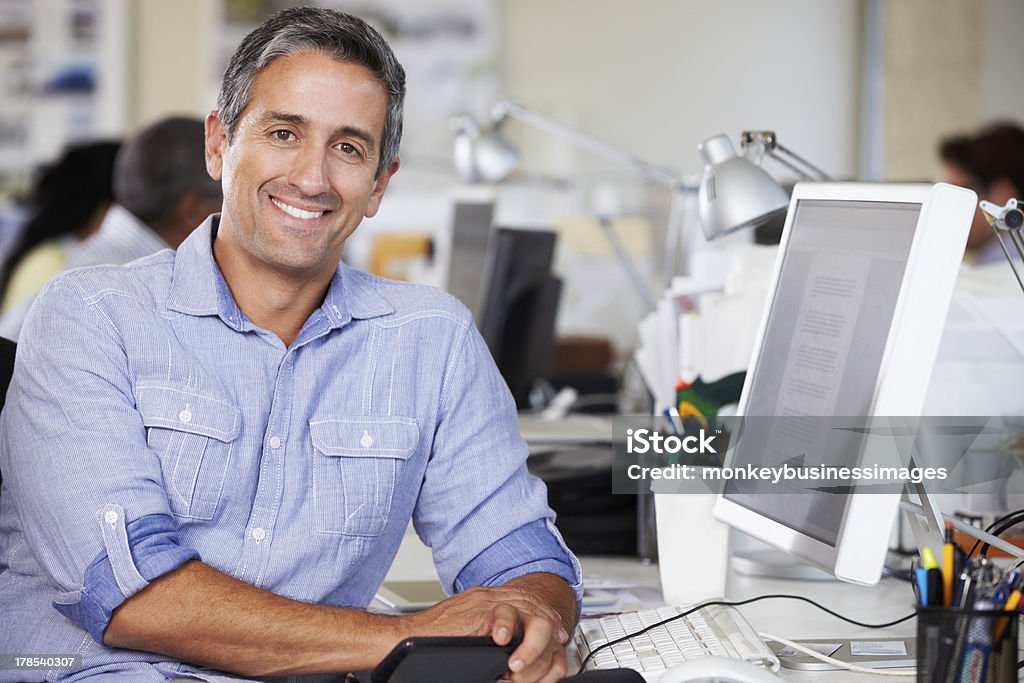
left=575, top=594, right=915, bottom=674
left=757, top=632, right=915, bottom=677
left=967, top=508, right=1024, bottom=559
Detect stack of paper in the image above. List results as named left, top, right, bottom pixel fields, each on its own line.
left=634, top=245, right=778, bottom=412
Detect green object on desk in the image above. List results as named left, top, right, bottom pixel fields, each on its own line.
left=676, top=371, right=746, bottom=419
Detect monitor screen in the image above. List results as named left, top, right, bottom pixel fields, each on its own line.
left=711, top=182, right=978, bottom=584
left=446, top=200, right=494, bottom=317
left=724, top=199, right=920, bottom=547
left=476, top=228, right=562, bottom=408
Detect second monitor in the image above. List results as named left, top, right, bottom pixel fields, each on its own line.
left=476, top=228, right=562, bottom=409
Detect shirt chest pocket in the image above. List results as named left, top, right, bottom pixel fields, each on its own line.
left=138, top=385, right=241, bottom=521
left=309, top=417, right=419, bottom=537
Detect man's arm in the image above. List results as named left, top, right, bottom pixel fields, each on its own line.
left=105, top=560, right=404, bottom=677
left=107, top=563, right=576, bottom=680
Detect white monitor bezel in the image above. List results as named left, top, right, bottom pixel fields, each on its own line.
left=712, top=181, right=977, bottom=585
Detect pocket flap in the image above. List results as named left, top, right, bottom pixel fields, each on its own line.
left=137, top=385, right=241, bottom=442
left=309, top=417, right=418, bottom=459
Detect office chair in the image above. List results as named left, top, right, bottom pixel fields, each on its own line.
left=0, top=336, right=13, bottom=493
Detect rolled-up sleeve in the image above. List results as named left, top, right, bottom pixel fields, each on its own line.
left=455, top=519, right=579, bottom=594
left=412, top=317, right=583, bottom=606
left=0, top=275, right=196, bottom=642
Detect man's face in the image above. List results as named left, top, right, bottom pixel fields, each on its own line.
left=205, top=51, right=398, bottom=280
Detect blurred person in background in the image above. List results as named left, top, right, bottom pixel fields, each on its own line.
left=0, top=116, right=222, bottom=339
left=66, top=116, right=223, bottom=270
left=940, top=121, right=1024, bottom=265
left=0, top=140, right=120, bottom=317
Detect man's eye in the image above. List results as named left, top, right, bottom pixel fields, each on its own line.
left=339, top=143, right=362, bottom=157
left=273, top=130, right=294, bottom=141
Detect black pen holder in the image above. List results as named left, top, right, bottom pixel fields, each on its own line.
left=916, top=606, right=1018, bottom=683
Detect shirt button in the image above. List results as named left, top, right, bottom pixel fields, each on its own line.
left=251, top=527, right=267, bottom=542
left=360, top=431, right=374, bottom=448
left=178, top=409, right=192, bottom=423
left=269, top=436, right=282, bottom=449
left=104, top=510, right=118, bottom=524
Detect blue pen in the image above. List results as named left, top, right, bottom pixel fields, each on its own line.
left=916, top=567, right=930, bottom=606
left=991, top=569, right=1020, bottom=609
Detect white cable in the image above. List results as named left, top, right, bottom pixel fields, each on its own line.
left=757, top=633, right=916, bottom=677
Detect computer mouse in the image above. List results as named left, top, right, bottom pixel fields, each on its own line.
left=658, top=657, right=780, bottom=683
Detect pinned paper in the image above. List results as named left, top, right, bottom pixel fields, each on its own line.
left=850, top=641, right=909, bottom=657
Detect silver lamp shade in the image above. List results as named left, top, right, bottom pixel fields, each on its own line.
left=697, top=134, right=789, bottom=240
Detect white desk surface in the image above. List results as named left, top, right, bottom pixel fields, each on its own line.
left=577, top=556, right=918, bottom=682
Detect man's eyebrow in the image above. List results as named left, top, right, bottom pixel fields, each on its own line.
left=258, top=111, right=377, bottom=149
left=259, top=111, right=308, bottom=127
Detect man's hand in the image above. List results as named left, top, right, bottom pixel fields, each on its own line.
left=402, top=573, right=578, bottom=683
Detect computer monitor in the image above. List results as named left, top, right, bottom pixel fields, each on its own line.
left=476, top=228, right=562, bottom=408
left=712, top=182, right=977, bottom=585
left=445, top=194, right=495, bottom=317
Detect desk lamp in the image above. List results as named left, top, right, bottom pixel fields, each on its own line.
left=980, top=197, right=1024, bottom=294
left=452, top=98, right=699, bottom=305
left=697, top=131, right=834, bottom=240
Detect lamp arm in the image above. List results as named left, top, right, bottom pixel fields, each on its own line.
left=739, top=131, right=835, bottom=182
left=768, top=142, right=835, bottom=182
left=980, top=198, right=1024, bottom=296
left=493, top=98, right=681, bottom=188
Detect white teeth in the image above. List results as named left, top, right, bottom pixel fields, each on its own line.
left=272, top=197, right=326, bottom=220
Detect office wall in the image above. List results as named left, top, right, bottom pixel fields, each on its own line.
left=127, top=0, right=220, bottom=129
left=984, top=0, right=1024, bottom=122
left=882, top=0, right=1024, bottom=181
left=498, top=0, right=862, bottom=182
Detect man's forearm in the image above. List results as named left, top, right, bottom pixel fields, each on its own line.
left=104, top=560, right=402, bottom=677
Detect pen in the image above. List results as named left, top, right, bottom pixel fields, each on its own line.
left=993, top=575, right=1023, bottom=643
left=943, top=520, right=955, bottom=608
left=921, top=546, right=939, bottom=570
left=921, top=547, right=943, bottom=607
left=916, top=567, right=930, bottom=607
left=991, top=568, right=1019, bottom=610
left=927, top=568, right=944, bottom=607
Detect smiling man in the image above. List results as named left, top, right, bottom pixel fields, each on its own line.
left=0, top=7, right=580, bottom=683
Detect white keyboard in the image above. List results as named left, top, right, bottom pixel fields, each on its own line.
left=574, top=605, right=780, bottom=681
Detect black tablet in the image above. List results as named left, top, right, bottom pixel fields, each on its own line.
left=370, top=636, right=518, bottom=683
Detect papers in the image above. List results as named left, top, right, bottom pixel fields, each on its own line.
left=633, top=245, right=777, bottom=410
left=849, top=641, right=908, bottom=657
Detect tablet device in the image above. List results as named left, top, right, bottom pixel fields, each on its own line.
left=370, top=636, right=517, bottom=683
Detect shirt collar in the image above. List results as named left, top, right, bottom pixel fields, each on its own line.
left=167, top=215, right=394, bottom=331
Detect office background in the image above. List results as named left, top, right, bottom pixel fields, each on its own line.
left=1, top=0, right=1023, bottom=351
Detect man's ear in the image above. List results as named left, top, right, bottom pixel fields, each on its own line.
left=205, top=111, right=227, bottom=181
left=364, top=157, right=401, bottom=218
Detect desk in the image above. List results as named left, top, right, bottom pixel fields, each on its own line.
left=577, top=556, right=918, bottom=682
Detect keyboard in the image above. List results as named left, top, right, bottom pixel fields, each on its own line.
left=574, top=604, right=780, bottom=681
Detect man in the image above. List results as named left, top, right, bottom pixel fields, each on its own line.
left=0, top=7, right=580, bottom=683
left=0, top=117, right=221, bottom=339
left=940, top=122, right=1024, bottom=265
left=67, top=116, right=223, bottom=270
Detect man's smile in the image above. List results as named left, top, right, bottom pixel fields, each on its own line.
left=270, top=196, right=331, bottom=220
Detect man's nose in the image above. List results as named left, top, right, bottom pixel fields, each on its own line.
left=287, top=143, right=330, bottom=198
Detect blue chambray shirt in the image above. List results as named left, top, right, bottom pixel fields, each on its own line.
left=0, top=216, right=582, bottom=683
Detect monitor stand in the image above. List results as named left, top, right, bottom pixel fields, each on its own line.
left=730, top=548, right=835, bottom=581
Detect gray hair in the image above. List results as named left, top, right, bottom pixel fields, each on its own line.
left=113, top=116, right=222, bottom=230
left=216, top=6, right=406, bottom=178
